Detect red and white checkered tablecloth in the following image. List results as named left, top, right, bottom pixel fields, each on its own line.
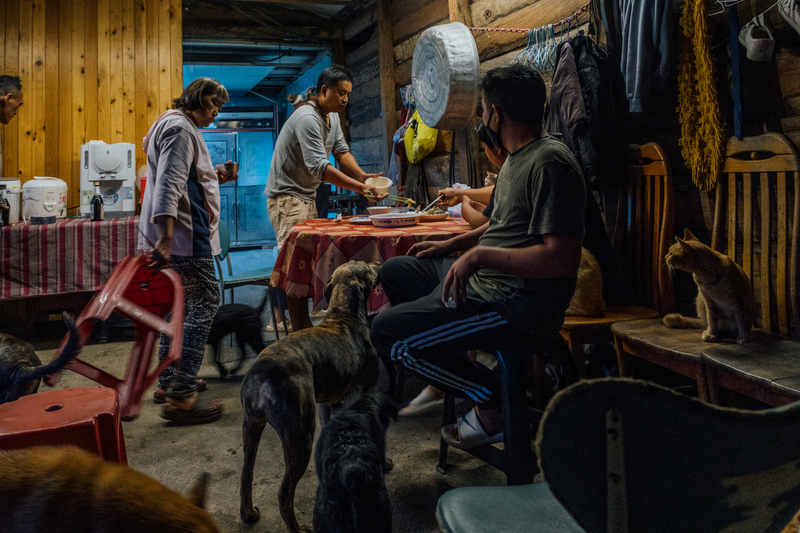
left=0, top=216, right=139, bottom=300
left=270, top=216, right=471, bottom=311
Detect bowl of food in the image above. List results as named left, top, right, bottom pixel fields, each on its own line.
left=369, top=212, right=420, bottom=228
left=418, top=205, right=449, bottom=221
left=365, top=176, right=392, bottom=195
left=367, top=206, right=391, bottom=215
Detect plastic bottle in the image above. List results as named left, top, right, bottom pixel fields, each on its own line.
left=90, top=184, right=104, bottom=221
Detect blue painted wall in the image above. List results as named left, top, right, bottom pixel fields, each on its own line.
left=276, top=55, right=331, bottom=130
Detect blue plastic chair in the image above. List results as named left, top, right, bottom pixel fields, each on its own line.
left=438, top=378, right=800, bottom=533
left=214, top=219, right=289, bottom=339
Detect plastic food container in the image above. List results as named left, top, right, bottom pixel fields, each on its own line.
left=369, top=212, right=420, bottom=228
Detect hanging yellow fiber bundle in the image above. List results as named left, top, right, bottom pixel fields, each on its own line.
left=678, top=0, right=723, bottom=191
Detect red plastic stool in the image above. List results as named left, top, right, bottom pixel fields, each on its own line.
left=0, top=387, right=127, bottom=464
left=45, top=254, right=185, bottom=421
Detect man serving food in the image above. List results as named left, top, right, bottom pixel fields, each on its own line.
left=265, top=64, right=386, bottom=331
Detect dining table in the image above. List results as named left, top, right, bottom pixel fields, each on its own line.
left=0, top=216, right=139, bottom=300
left=270, top=215, right=472, bottom=312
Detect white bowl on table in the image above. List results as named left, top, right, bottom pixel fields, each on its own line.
left=369, top=212, right=420, bottom=228
left=367, top=206, right=391, bottom=215
left=365, top=176, right=392, bottom=195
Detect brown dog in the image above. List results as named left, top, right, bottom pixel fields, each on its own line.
left=239, top=261, right=381, bottom=533
left=0, top=445, right=220, bottom=532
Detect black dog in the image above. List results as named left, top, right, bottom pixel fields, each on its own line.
left=313, top=389, right=397, bottom=533
left=0, top=313, right=83, bottom=405
left=207, top=291, right=269, bottom=378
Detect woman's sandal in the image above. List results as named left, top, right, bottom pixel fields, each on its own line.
left=153, top=379, right=207, bottom=404
left=265, top=321, right=292, bottom=333
left=441, top=408, right=504, bottom=450
left=160, top=397, right=223, bottom=425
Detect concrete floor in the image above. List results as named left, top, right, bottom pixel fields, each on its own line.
left=25, top=248, right=508, bottom=533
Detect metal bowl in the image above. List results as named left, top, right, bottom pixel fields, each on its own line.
left=369, top=213, right=421, bottom=228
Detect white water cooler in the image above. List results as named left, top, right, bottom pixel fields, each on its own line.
left=79, top=141, right=136, bottom=218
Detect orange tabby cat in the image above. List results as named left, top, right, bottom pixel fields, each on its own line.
left=662, top=229, right=755, bottom=344
left=0, top=446, right=221, bottom=532
left=565, top=248, right=605, bottom=317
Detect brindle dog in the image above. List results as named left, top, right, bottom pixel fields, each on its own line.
left=239, top=261, right=381, bottom=533
left=0, top=313, right=83, bottom=405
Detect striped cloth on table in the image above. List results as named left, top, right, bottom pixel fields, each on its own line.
left=0, top=216, right=139, bottom=299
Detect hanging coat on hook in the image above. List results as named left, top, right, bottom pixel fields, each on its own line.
left=545, top=35, right=627, bottom=190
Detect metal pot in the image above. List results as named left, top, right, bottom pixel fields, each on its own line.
left=412, top=22, right=480, bottom=132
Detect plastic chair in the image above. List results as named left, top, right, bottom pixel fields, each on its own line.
left=0, top=387, right=127, bottom=464
left=214, top=219, right=288, bottom=337
left=45, top=254, right=184, bottom=421
left=437, top=336, right=575, bottom=486
left=437, top=378, right=800, bottom=533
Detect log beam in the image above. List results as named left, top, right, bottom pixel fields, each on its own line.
left=449, top=0, right=472, bottom=26
left=377, top=0, right=396, bottom=167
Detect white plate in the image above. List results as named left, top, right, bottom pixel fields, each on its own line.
left=348, top=216, right=373, bottom=225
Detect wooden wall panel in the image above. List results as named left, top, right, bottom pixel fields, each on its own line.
left=0, top=0, right=182, bottom=212
left=45, top=0, right=59, bottom=178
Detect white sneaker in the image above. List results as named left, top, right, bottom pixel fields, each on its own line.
left=779, top=0, right=800, bottom=35
left=738, top=14, right=775, bottom=62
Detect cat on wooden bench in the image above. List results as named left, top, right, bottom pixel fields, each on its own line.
left=663, top=229, right=755, bottom=344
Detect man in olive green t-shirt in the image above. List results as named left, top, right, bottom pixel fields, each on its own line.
left=371, top=65, right=586, bottom=449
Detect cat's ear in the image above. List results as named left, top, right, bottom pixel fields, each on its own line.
left=683, top=228, right=698, bottom=241
left=676, top=237, right=695, bottom=254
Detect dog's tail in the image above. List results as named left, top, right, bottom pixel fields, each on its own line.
left=16, top=313, right=86, bottom=383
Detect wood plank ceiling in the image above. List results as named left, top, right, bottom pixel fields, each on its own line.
left=182, top=0, right=375, bottom=99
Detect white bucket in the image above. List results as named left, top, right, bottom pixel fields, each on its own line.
left=22, top=176, right=69, bottom=220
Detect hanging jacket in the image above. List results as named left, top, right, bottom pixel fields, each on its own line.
left=545, top=35, right=627, bottom=191
left=618, top=0, right=673, bottom=112
left=544, top=36, right=625, bottom=304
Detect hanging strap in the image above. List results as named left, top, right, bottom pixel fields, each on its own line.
left=729, top=4, right=743, bottom=139
left=449, top=134, right=457, bottom=186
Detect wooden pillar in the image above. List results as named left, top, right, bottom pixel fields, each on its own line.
left=448, top=0, right=472, bottom=26
left=449, top=0, right=479, bottom=185
left=377, top=0, right=396, bottom=168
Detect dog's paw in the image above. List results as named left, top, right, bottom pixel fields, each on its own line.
left=240, top=505, right=260, bottom=523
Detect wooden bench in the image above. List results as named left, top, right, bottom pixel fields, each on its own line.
left=613, top=132, right=800, bottom=404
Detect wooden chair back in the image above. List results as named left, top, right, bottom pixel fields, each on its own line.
left=613, top=143, right=675, bottom=315
left=537, top=378, right=800, bottom=533
left=711, top=133, right=800, bottom=339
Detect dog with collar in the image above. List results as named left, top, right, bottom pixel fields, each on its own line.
left=239, top=261, right=382, bottom=533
